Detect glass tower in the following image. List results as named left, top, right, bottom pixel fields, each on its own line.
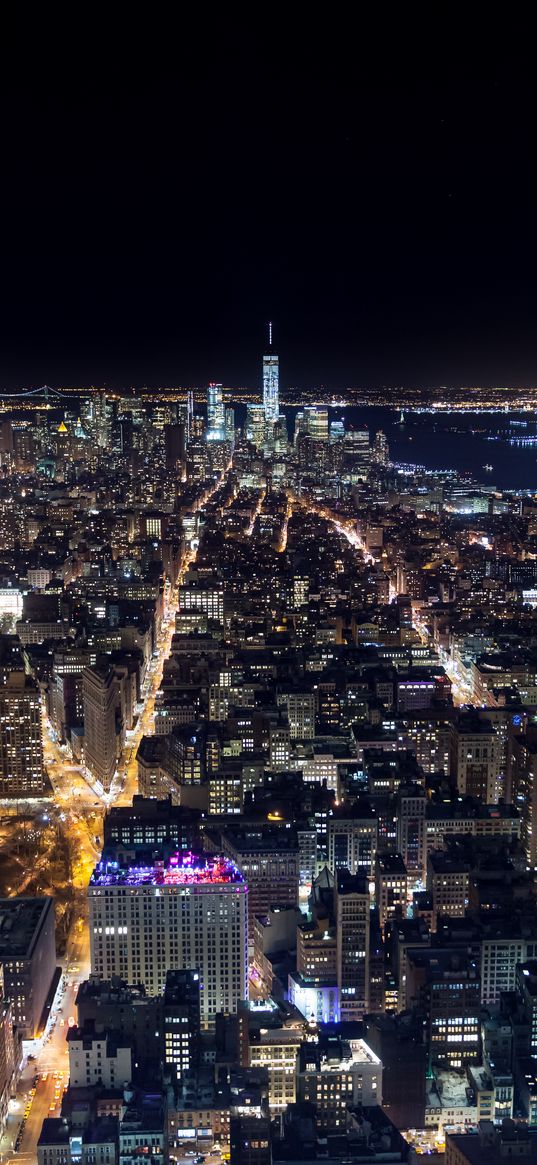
left=263, top=322, right=279, bottom=424
left=206, top=382, right=225, bottom=441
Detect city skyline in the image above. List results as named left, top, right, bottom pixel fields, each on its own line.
left=3, top=19, right=537, bottom=1165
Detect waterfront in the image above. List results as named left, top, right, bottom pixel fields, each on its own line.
left=279, top=406, right=537, bottom=491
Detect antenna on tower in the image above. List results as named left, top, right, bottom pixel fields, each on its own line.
left=268, top=321, right=273, bottom=349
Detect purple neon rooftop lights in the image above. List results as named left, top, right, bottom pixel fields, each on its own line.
left=89, top=851, right=245, bottom=888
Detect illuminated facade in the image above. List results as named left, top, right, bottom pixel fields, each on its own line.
left=206, top=382, right=225, bottom=441
left=262, top=323, right=279, bottom=425
left=245, top=403, right=266, bottom=449
left=0, top=671, right=44, bottom=798
left=88, top=853, right=248, bottom=1025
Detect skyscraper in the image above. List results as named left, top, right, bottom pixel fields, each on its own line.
left=88, top=852, right=248, bottom=1026
left=335, top=869, right=370, bottom=1021
left=0, top=672, right=44, bottom=798
left=263, top=322, right=279, bottom=425
left=82, top=665, right=120, bottom=792
left=246, top=403, right=266, bottom=449
left=206, top=382, right=225, bottom=441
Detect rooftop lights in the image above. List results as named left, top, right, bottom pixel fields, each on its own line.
left=89, top=851, right=245, bottom=888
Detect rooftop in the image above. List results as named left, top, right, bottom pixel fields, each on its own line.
left=376, top=852, right=407, bottom=876
left=0, top=897, right=52, bottom=959
left=446, top=1121, right=537, bottom=1164
left=89, top=851, right=245, bottom=889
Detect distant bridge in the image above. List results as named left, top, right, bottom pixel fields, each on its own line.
left=0, top=384, right=75, bottom=401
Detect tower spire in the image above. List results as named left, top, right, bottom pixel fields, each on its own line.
left=268, top=320, right=272, bottom=350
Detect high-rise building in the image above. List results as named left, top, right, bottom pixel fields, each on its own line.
left=427, top=850, right=469, bottom=929
left=396, top=782, right=427, bottom=886
left=278, top=690, right=315, bottom=739
left=512, top=733, right=537, bottom=868
left=207, top=383, right=225, bottom=441
left=373, top=430, right=389, bottom=465
left=82, top=664, right=120, bottom=792
left=221, top=827, right=299, bottom=935
left=225, top=407, right=235, bottom=444
left=262, top=323, right=279, bottom=425
left=344, top=427, right=371, bottom=478
left=0, top=897, right=56, bottom=1038
left=163, top=968, right=201, bottom=1077
left=450, top=714, right=501, bottom=802
left=245, top=403, right=266, bottom=449
left=335, top=869, right=370, bottom=1020
left=375, top=853, right=408, bottom=928
left=0, top=671, right=44, bottom=797
left=164, top=423, right=186, bottom=471
left=88, top=852, right=248, bottom=1026
left=0, top=968, right=15, bottom=1141
left=328, top=803, right=378, bottom=878
left=406, top=948, right=480, bottom=1069
left=329, top=418, right=345, bottom=443
left=303, top=407, right=329, bottom=441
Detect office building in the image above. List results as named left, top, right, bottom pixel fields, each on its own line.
left=303, top=407, right=329, bottom=442
left=335, top=869, right=370, bottom=1020
left=207, top=382, right=225, bottom=441
left=450, top=715, right=501, bottom=803
left=512, top=733, right=537, bottom=868
left=163, top=968, right=201, bottom=1077
left=0, top=671, right=44, bottom=798
left=516, top=960, right=537, bottom=1055
left=427, top=849, right=470, bottom=929
left=407, top=948, right=480, bottom=1069
left=82, top=664, right=120, bottom=792
left=88, top=852, right=248, bottom=1026
left=245, top=403, right=266, bottom=449
left=179, top=579, right=224, bottom=625
left=344, top=427, right=371, bottom=478
left=0, top=897, right=56, bottom=1038
left=296, top=1035, right=382, bottom=1130
left=164, top=422, right=186, bottom=471
left=327, top=802, right=378, bottom=878
left=373, top=429, right=389, bottom=465
left=375, top=853, right=408, bottom=928
left=278, top=690, right=315, bottom=739
left=103, top=795, right=201, bottom=859
left=221, top=827, right=299, bottom=934
left=262, top=323, right=279, bottom=425
left=365, top=1012, right=426, bottom=1129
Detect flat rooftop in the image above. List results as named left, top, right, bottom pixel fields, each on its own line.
left=0, top=897, right=52, bottom=959
left=89, top=852, right=245, bottom=889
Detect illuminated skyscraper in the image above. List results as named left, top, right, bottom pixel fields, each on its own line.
left=206, top=382, right=225, bottom=441
left=0, top=672, right=44, bottom=798
left=263, top=322, right=279, bottom=424
left=304, top=407, right=329, bottom=441
left=373, top=429, right=389, bottom=465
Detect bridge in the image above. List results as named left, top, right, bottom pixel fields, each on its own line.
left=0, top=385, right=76, bottom=401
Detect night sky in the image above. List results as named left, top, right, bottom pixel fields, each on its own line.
left=1, top=26, right=537, bottom=391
